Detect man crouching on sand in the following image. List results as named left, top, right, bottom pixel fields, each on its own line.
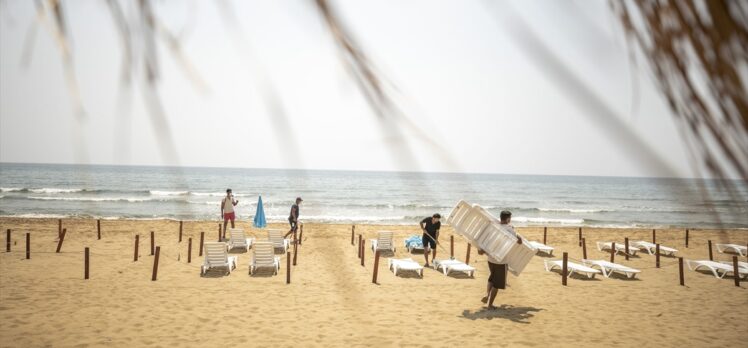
left=478, top=210, right=522, bottom=310
left=420, top=213, right=441, bottom=267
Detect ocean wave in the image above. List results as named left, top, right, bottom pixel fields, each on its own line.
left=149, top=190, right=189, bottom=196
left=536, top=208, right=611, bottom=213
left=0, top=187, right=27, bottom=192
left=265, top=214, right=413, bottom=223
left=29, top=188, right=85, bottom=194
left=26, top=196, right=154, bottom=202
left=510, top=216, right=584, bottom=224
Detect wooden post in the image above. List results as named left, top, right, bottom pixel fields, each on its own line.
left=708, top=240, right=713, bottom=261
left=733, top=256, right=740, bottom=287
left=199, top=232, right=204, bottom=256
left=152, top=246, right=161, bottom=281
left=358, top=234, right=361, bottom=259
left=450, top=235, right=454, bottom=258
left=299, top=223, right=304, bottom=246
left=84, top=247, right=89, bottom=280
left=217, top=224, right=221, bottom=242
left=56, top=228, right=67, bottom=253
left=582, top=238, right=587, bottom=259
left=361, top=240, right=365, bottom=266
left=97, top=219, right=101, bottom=240
left=679, top=257, right=684, bottom=286
left=293, top=240, right=298, bottom=266
left=351, top=225, right=355, bottom=245
left=656, top=243, right=660, bottom=268
left=652, top=229, right=656, bottom=244
left=150, top=231, right=155, bottom=256
left=6, top=229, right=10, bottom=252
left=610, top=242, right=615, bottom=263
left=466, top=243, right=471, bottom=264
left=685, top=229, right=689, bottom=248
left=625, top=237, right=630, bottom=261
left=25, top=233, right=30, bottom=259
left=58, top=219, right=62, bottom=239
left=372, top=250, right=381, bottom=284
left=222, top=223, right=226, bottom=240
left=578, top=227, right=582, bottom=247
left=188, top=238, right=192, bottom=263
left=286, top=251, right=291, bottom=284
left=543, top=227, right=547, bottom=245
left=133, top=235, right=139, bottom=261
left=179, top=221, right=183, bottom=242
left=562, top=252, right=568, bottom=286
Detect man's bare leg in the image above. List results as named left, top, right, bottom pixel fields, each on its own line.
left=424, top=246, right=430, bottom=267
left=481, top=281, right=491, bottom=303
left=222, top=220, right=228, bottom=239
left=487, top=287, right=499, bottom=309
left=230, top=219, right=235, bottom=229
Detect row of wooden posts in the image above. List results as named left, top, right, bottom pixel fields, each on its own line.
left=347, top=225, right=744, bottom=287
left=8, top=219, right=305, bottom=282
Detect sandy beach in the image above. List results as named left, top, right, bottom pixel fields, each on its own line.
left=0, top=218, right=746, bottom=347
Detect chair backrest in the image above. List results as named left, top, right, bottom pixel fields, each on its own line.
left=447, top=200, right=473, bottom=229
left=229, top=228, right=246, bottom=244
left=253, top=241, right=275, bottom=266
left=267, top=230, right=284, bottom=247
left=377, top=231, right=394, bottom=249
left=204, top=242, right=228, bottom=265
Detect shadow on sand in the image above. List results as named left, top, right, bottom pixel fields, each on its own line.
left=460, top=305, right=543, bottom=323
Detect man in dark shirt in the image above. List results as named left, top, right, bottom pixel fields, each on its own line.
left=420, top=213, right=441, bottom=267
left=284, top=197, right=302, bottom=239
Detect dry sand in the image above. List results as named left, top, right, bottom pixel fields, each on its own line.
left=0, top=218, right=746, bottom=347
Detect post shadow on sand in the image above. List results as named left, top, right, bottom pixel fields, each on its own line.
left=460, top=305, right=543, bottom=323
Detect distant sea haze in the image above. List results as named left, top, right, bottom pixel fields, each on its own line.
left=1, top=163, right=746, bottom=229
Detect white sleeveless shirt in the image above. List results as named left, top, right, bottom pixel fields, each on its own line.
left=223, top=197, right=234, bottom=213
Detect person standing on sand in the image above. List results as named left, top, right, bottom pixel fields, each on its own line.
left=478, top=210, right=522, bottom=310
left=420, top=213, right=441, bottom=267
left=284, top=197, right=302, bottom=239
left=221, top=189, right=239, bottom=232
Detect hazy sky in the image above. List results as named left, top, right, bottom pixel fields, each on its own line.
left=0, top=0, right=696, bottom=177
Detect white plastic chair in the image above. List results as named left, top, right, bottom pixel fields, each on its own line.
left=201, top=242, right=238, bottom=276
left=388, top=258, right=424, bottom=277
left=226, top=228, right=254, bottom=252
left=597, top=241, right=640, bottom=256
left=687, top=260, right=748, bottom=279
left=716, top=244, right=747, bottom=257
left=630, top=241, right=677, bottom=256
left=544, top=259, right=600, bottom=279
left=370, top=231, right=396, bottom=252
left=249, top=241, right=281, bottom=275
left=267, top=229, right=290, bottom=253
left=528, top=241, right=554, bottom=256
left=433, top=259, right=475, bottom=277
left=582, top=259, right=641, bottom=279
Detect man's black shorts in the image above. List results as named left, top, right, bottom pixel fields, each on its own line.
left=288, top=219, right=297, bottom=231
left=488, top=262, right=507, bottom=289
left=422, top=234, right=437, bottom=249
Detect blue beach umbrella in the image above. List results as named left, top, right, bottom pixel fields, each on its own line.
left=253, top=195, right=267, bottom=228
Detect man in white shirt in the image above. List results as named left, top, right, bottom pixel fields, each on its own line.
left=478, top=210, right=522, bottom=310
left=221, top=188, right=239, bottom=232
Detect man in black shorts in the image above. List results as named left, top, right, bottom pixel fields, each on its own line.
left=478, top=210, right=521, bottom=310
left=420, top=213, right=441, bottom=267
left=284, top=197, right=302, bottom=239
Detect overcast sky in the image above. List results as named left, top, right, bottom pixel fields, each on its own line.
left=0, top=0, right=696, bottom=177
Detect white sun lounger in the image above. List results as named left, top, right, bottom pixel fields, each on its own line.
left=388, top=258, right=424, bottom=277
left=582, top=259, right=641, bottom=279
left=267, top=229, right=290, bottom=253
left=528, top=241, right=554, bottom=256
left=544, top=259, right=600, bottom=279
left=716, top=244, right=747, bottom=256
left=370, top=231, right=396, bottom=252
left=630, top=241, right=677, bottom=256
left=226, top=228, right=254, bottom=252
left=249, top=241, right=281, bottom=275
left=433, top=259, right=475, bottom=277
left=597, top=241, right=640, bottom=256
left=201, top=242, right=238, bottom=276
left=687, top=260, right=748, bottom=279
left=719, top=260, right=748, bottom=272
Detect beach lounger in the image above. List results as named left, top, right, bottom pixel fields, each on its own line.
left=544, top=259, right=600, bottom=279
left=388, top=258, right=424, bottom=277
left=433, top=259, right=475, bottom=277
left=267, top=229, right=290, bottom=253
left=446, top=199, right=474, bottom=231
left=404, top=235, right=424, bottom=253
left=582, top=259, right=641, bottom=279
left=370, top=231, right=396, bottom=252
left=715, top=244, right=748, bottom=256
left=528, top=241, right=554, bottom=256
left=226, top=228, right=254, bottom=252
left=249, top=241, right=281, bottom=275
left=201, top=242, right=238, bottom=276
left=630, top=241, right=677, bottom=256
left=686, top=260, right=748, bottom=279
left=597, top=241, right=640, bottom=256
left=719, top=260, right=748, bottom=272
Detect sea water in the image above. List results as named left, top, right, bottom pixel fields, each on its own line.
left=1, top=163, right=746, bottom=228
